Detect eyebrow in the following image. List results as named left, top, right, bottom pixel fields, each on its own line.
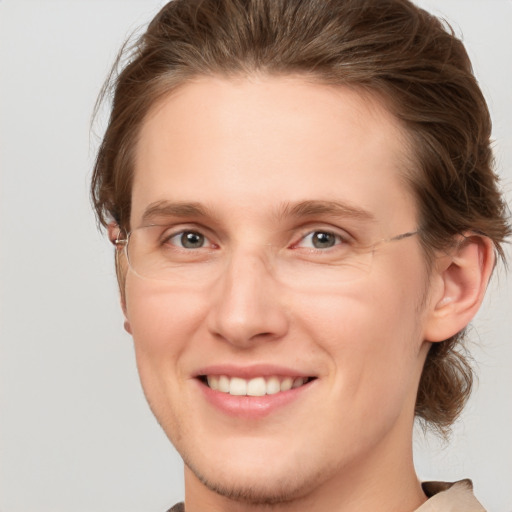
left=139, top=199, right=375, bottom=226
left=277, top=200, right=376, bottom=222
left=140, top=200, right=213, bottom=225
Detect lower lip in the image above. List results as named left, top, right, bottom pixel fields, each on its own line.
left=196, top=379, right=315, bottom=419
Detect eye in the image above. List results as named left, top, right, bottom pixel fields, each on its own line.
left=166, top=230, right=209, bottom=249
left=296, top=230, right=345, bottom=249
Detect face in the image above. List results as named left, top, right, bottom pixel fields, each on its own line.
left=124, top=77, right=432, bottom=504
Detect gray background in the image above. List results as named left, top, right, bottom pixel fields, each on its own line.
left=0, top=1, right=511, bottom=511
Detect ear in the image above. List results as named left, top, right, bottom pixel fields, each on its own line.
left=107, top=221, right=121, bottom=245
left=107, top=222, right=132, bottom=335
left=423, top=234, right=495, bottom=342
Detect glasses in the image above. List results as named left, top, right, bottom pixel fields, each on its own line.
left=114, top=225, right=419, bottom=285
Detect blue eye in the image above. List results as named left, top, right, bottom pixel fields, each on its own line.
left=298, top=231, right=343, bottom=249
left=168, top=231, right=207, bottom=249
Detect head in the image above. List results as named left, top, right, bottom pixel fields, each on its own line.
left=91, top=0, right=510, bottom=504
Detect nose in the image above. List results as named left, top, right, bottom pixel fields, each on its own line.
left=206, top=251, right=289, bottom=348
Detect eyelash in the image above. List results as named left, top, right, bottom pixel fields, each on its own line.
left=292, top=229, right=349, bottom=251
left=161, top=229, right=216, bottom=250
left=160, top=227, right=351, bottom=252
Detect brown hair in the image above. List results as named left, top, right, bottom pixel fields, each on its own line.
left=91, top=0, right=510, bottom=434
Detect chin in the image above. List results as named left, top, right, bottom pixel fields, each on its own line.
left=186, top=458, right=319, bottom=505
left=180, top=439, right=338, bottom=506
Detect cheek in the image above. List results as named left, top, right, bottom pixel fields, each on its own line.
left=125, top=279, right=204, bottom=351
left=297, top=278, right=423, bottom=350
left=123, top=279, right=208, bottom=425
left=123, top=278, right=210, bottom=405
left=295, top=264, right=427, bottom=396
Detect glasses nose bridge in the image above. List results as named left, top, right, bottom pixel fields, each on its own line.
left=221, top=241, right=277, bottom=286
left=206, top=239, right=289, bottom=346
left=210, top=241, right=285, bottom=317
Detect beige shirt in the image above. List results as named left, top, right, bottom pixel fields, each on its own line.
left=416, top=480, right=486, bottom=511
left=167, top=480, right=486, bottom=512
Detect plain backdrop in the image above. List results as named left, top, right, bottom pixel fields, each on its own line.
left=0, top=1, right=511, bottom=511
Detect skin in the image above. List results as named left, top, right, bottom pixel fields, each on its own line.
left=113, top=76, right=494, bottom=511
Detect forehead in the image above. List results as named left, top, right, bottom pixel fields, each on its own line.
left=132, top=76, right=417, bottom=229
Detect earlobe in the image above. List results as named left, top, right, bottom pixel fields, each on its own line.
left=120, top=296, right=132, bottom=334
left=423, top=235, right=495, bottom=343
left=124, top=318, right=132, bottom=334
left=107, top=222, right=132, bottom=334
left=107, top=222, right=121, bottom=245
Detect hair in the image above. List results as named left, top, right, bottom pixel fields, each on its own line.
left=91, top=0, right=510, bottom=434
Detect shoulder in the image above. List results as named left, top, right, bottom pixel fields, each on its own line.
left=166, top=482, right=484, bottom=512
left=416, top=480, right=486, bottom=511
left=165, top=503, right=184, bottom=512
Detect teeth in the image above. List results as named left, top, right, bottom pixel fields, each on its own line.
left=207, top=375, right=219, bottom=390
left=205, top=375, right=310, bottom=396
left=280, top=377, right=293, bottom=391
left=266, top=376, right=281, bottom=395
left=229, top=377, right=247, bottom=396
left=292, top=377, right=305, bottom=389
left=247, top=377, right=266, bottom=396
left=218, top=375, right=230, bottom=393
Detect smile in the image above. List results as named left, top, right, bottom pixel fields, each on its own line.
left=201, top=375, right=314, bottom=397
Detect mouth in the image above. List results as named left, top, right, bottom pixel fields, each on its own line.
left=198, top=375, right=316, bottom=397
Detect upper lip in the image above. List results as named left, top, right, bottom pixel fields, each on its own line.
left=194, top=364, right=315, bottom=379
